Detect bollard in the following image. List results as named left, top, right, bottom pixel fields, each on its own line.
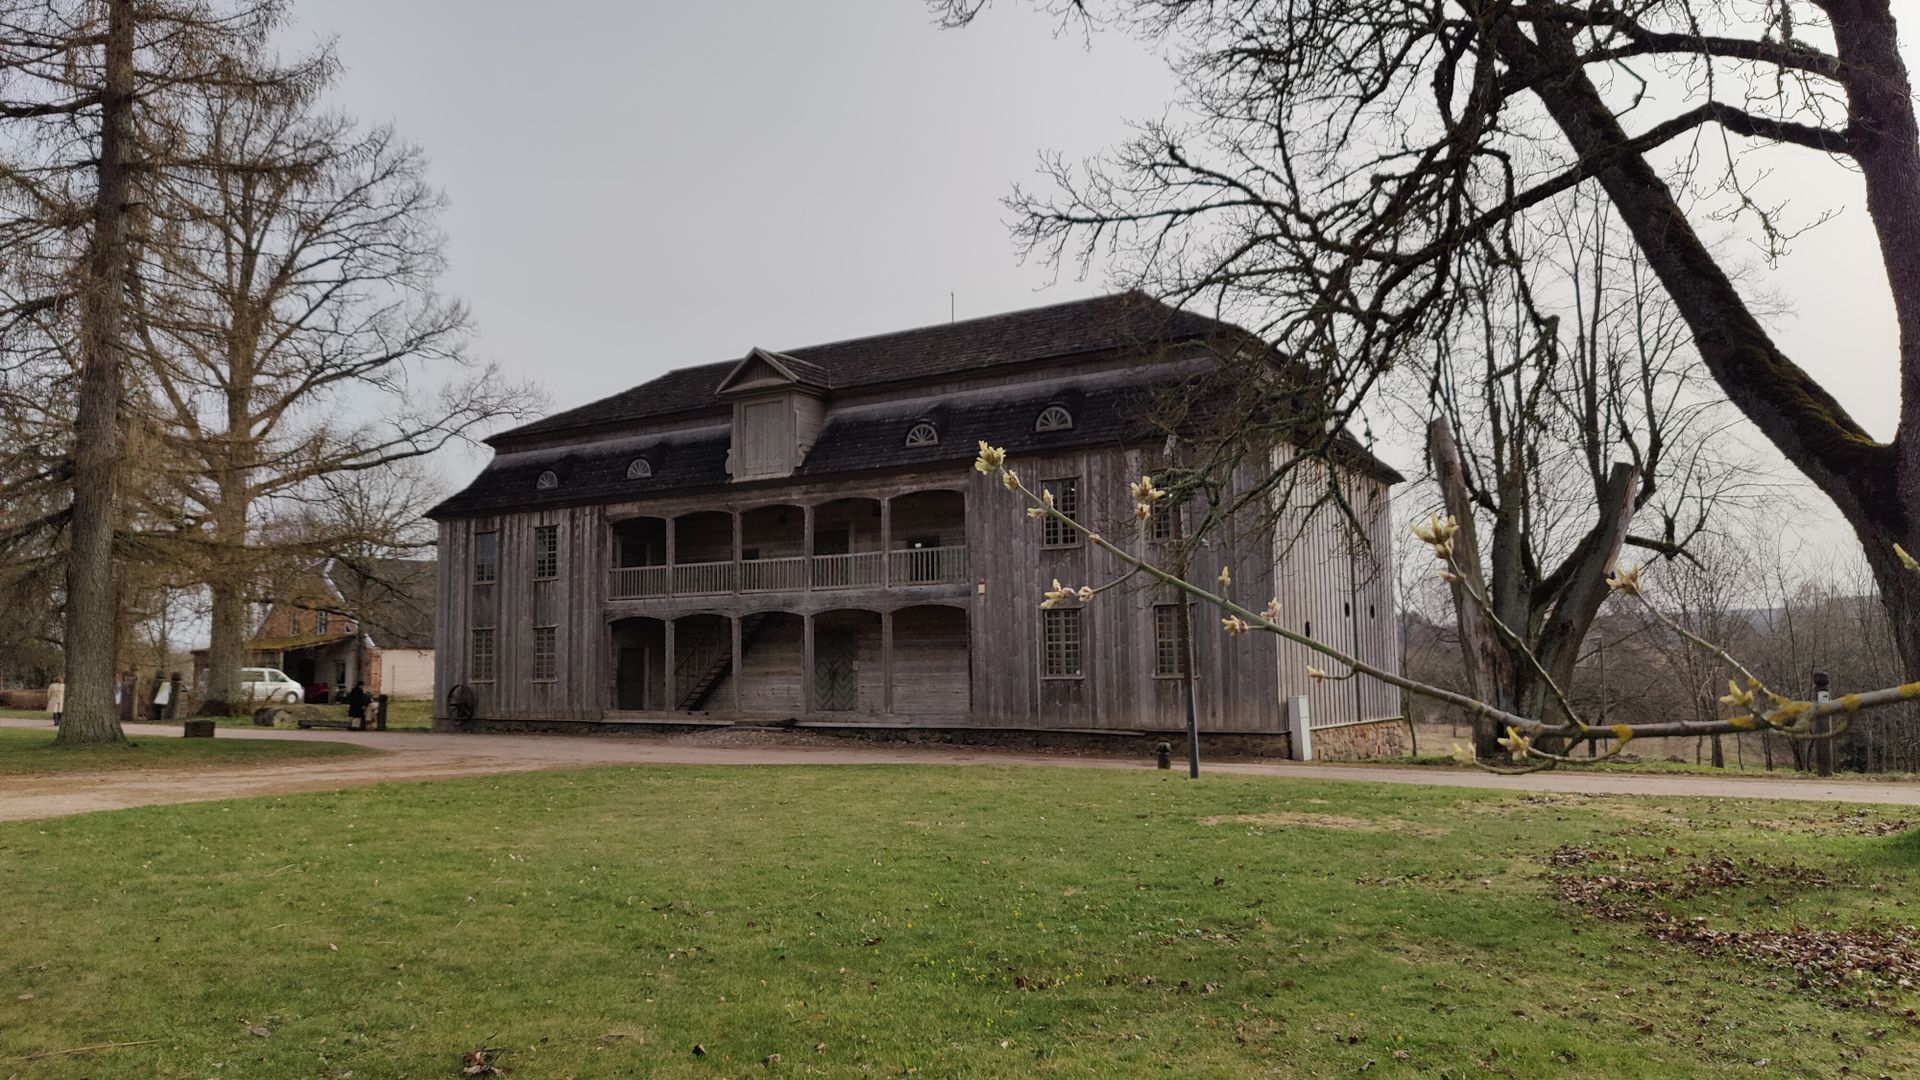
left=1155, top=741, right=1172, bottom=770
left=375, top=694, right=389, bottom=731
left=165, top=672, right=183, bottom=721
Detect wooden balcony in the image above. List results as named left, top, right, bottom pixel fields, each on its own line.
left=609, top=545, right=967, bottom=600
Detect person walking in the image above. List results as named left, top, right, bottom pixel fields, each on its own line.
left=345, top=681, right=370, bottom=730
left=46, top=678, right=64, bottom=726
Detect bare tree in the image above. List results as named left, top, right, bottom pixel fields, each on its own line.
left=934, top=1, right=1920, bottom=699
left=126, top=72, right=539, bottom=715
left=0, top=0, right=331, bottom=743
left=1414, top=199, right=1763, bottom=755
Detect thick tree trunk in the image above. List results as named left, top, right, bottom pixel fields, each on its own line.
left=1505, top=11, right=1920, bottom=725
left=200, top=581, right=246, bottom=716
left=55, top=0, right=135, bottom=747
left=1428, top=418, right=1513, bottom=758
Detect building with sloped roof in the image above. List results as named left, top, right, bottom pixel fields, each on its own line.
left=193, top=557, right=438, bottom=701
left=428, top=293, right=1405, bottom=757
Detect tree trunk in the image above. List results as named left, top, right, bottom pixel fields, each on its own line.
left=55, top=0, right=135, bottom=747
left=200, top=580, right=246, bottom=716
left=1428, top=418, right=1513, bottom=759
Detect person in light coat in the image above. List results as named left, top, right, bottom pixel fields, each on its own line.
left=46, top=678, right=64, bottom=726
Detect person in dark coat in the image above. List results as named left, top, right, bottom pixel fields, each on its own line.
left=345, top=682, right=370, bottom=728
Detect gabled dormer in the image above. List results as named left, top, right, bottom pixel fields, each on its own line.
left=718, top=347, right=829, bottom=481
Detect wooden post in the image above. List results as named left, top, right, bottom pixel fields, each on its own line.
left=664, top=619, right=677, bottom=710
left=731, top=615, right=743, bottom=715
left=880, top=497, right=892, bottom=587
left=1813, top=670, right=1833, bottom=777
left=881, top=609, right=894, bottom=714
left=802, top=612, right=815, bottom=714
left=803, top=504, right=815, bottom=590
left=665, top=516, right=677, bottom=596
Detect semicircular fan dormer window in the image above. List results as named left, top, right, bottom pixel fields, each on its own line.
left=1034, top=405, right=1074, bottom=433
left=535, top=470, right=560, bottom=491
left=904, top=421, right=939, bottom=448
left=626, top=457, right=653, bottom=480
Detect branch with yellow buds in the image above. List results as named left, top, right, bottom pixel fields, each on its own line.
left=974, top=442, right=1918, bottom=767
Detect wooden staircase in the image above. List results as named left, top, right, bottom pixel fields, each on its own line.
left=676, top=613, right=771, bottom=711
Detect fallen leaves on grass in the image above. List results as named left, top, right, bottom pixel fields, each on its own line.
left=1544, top=845, right=1916, bottom=994
left=461, top=1044, right=505, bottom=1076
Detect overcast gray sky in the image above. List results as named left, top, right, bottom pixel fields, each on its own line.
left=290, top=1, right=1909, bottom=513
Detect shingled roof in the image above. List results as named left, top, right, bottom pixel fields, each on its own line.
left=327, top=557, right=437, bottom=651
left=492, top=291, right=1238, bottom=445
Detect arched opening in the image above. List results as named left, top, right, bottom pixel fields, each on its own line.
left=610, top=616, right=666, bottom=711
left=672, top=510, right=735, bottom=594
left=812, top=497, right=883, bottom=588
left=813, top=609, right=882, bottom=713
left=739, top=504, right=806, bottom=591
left=669, top=612, right=732, bottom=711
left=891, top=605, right=970, bottom=716
left=610, top=516, right=668, bottom=598
left=887, top=490, right=967, bottom=584
left=732, top=611, right=804, bottom=715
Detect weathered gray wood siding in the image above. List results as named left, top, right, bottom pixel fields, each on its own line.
left=435, top=443, right=1394, bottom=733
left=1269, top=447, right=1403, bottom=728
left=434, top=503, right=609, bottom=721
left=967, top=445, right=1282, bottom=733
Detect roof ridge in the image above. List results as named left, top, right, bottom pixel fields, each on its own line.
left=777, top=289, right=1159, bottom=357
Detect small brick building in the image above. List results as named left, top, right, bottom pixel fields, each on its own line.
left=194, top=557, right=437, bottom=700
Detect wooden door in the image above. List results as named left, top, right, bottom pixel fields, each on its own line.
left=814, top=629, right=858, bottom=711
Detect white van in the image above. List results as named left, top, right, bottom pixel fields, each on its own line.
left=239, top=667, right=304, bottom=705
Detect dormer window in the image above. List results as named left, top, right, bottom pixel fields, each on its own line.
left=626, top=457, right=653, bottom=480
left=1035, top=405, right=1074, bottom=433
left=536, top=470, right=560, bottom=490
left=904, top=421, right=939, bottom=447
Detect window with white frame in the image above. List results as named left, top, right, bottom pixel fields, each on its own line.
left=534, top=525, right=559, bottom=580
left=532, top=626, right=557, bottom=682
left=1147, top=502, right=1181, bottom=543
left=1153, top=604, right=1187, bottom=677
left=1043, top=607, right=1083, bottom=678
left=904, top=421, right=938, bottom=447
left=627, top=457, right=653, bottom=479
left=471, top=627, right=497, bottom=682
left=1041, top=477, right=1079, bottom=547
left=473, top=530, right=499, bottom=585
left=536, top=470, right=560, bottom=490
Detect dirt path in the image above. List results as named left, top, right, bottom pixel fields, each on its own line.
left=3, top=718, right=1917, bottom=822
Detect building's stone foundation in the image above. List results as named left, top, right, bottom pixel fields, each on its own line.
left=1311, top=718, right=1409, bottom=761
left=434, top=715, right=1298, bottom=760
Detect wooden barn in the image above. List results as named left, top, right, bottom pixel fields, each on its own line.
left=428, top=293, right=1406, bottom=758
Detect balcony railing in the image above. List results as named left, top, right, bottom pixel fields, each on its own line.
left=609, top=545, right=967, bottom=600
left=739, top=555, right=807, bottom=592
left=889, top=545, right=967, bottom=586
left=672, top=560, right=735, bottom=596
left=811, top=551, right=883, bottom=589
left=611, top=565, right=669, bottom=598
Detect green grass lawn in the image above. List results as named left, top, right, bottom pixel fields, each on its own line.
left=1, top=767, right=1915, bottom=1077
left=0, top=724, right=370, bottom=776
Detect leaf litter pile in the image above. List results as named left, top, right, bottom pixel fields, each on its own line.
left=1544, top=845, right=1920, bottom=1002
